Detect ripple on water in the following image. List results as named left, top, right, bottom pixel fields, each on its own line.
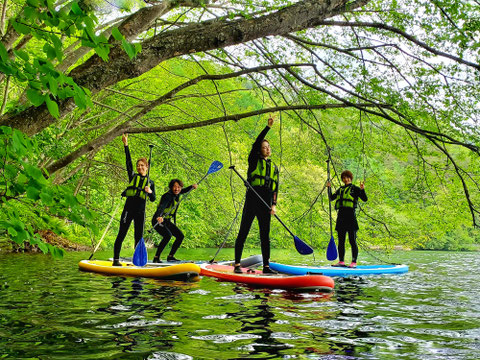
left=191, top=333, right=262, bottom=343
left=148, top=352, right=193, bottom=360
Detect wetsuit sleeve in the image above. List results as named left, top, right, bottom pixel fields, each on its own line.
left=124, top=145, right=135, bottom=182
left=328, top=187, right=338, bottom=201
left=180, top=185, right=194, bottom=195
left=247, top=126, right=270, bottom=173
left=357, top=185, right=367, bottom=202
left=148, top=180, right=156, bottom=202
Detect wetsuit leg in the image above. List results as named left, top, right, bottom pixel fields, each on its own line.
left=166, top=222, right=184, bottom=257
left=256, top=203, right=272, bottom=266
left=133, top=210, right=146, bottom=249
left=336, top=229, right=346, bottom=262
left=348, top=229, right=358, bottom=262
left=153, top=222, right=173, bottom=259
left=234, top=201, right=256, bottom=264
left=113, top=207, right=134, bottom=260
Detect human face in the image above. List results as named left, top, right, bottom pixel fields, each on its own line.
left=260, top=141, right=271, bottom=158
left=172, top=182, right=182, bottom=195
left=342, top=176, right=352, bottom=185
left=136, top=161, right=148, bottom=176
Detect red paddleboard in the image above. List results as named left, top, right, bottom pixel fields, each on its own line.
left=200, top=263, right=334, bottom=292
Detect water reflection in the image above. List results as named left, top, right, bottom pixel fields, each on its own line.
left=94, top=276, right=197, bottom=358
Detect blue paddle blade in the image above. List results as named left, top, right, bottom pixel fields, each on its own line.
left=133, top=238, right=148, bottom=266
left=326, top=235, right=338, bottom=261
left=207, top=161, right=223, bottom=174
left=294, top=236, right=314, bottom=255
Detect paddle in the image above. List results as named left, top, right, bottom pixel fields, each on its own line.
left=326, top=158, right=338, bottom=261
left=156, top=160, right=223, bottom=227
left=229, top=165, right=313, bottom=255
left=133, top=144, right=154, bottom=267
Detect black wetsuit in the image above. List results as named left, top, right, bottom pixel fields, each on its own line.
left=113, top=145, right=156, bottom=261
left=151, top=185, right=194, bottom=260
left=328, top=184, right=367, bottom=262
left=234, top=126, right=278, bottom=267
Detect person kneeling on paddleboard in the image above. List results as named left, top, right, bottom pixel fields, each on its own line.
left=233, top=116, right=279, bottom=274
left=112, top=134, right=156, bottom=266
left=327, top=170, right=367, bottom=268
left=151, top=179, right=197, bottom=263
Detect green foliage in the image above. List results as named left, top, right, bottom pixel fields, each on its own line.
left=0, top=126, right=98, bottom=257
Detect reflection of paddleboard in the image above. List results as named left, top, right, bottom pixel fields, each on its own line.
left=199, top=263, right=335, bottom=292
left=115, top=254, right=263, bottom=268
left=269, top=262, right=409, bottom=277
left=78, top=260, right=200, bottom=281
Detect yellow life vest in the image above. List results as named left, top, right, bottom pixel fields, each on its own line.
left=248, top=158, right=278, bottom=192
left=122, top=175, right=148, bottom=199
left=162, top=197, right=179, bottom=220
left=335, top=185, right=355, bottom=210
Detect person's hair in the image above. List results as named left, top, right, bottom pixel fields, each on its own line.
left=169, top=178, right=184, bottom=190
left=136, top=157, right=148, bottom=167
left=341, top=170, right=354, bottom=180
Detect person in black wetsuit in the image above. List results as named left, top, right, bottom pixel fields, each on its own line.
left=327, top=170, right=367, bottom=268
left=112, top=134, right=156, bottom=266
left=234, top=116, right=279, bottom=274
left=151, top=179, right=198, bottom=263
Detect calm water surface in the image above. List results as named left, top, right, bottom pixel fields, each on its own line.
left=0, top=249, right=479, bottom=359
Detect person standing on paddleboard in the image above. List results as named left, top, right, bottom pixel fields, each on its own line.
left=151, top=179, right=198, bottom=263
left=112, top=134, right=156, bottom=266
left=327, top=170, right=367, bottom=268
left=234, top=116, right=279, bottom=274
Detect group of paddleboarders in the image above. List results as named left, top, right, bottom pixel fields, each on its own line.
left=112, top=116, right=367, bottom=271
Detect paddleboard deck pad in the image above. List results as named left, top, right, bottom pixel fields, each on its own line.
left=114, top=254, right=263, bottom=268
left=78, top=260, right=200, bottom=281
left=269, top=262, right=409, bottom=277
left=199, top=263, right=335, bottom=292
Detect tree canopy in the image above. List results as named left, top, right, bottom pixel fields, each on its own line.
left=0, top=0, right=479, bottom=255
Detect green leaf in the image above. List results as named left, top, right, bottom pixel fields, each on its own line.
left=26, top=186, right=41, bottom=200
left=94, top=45, right=109, bottom=62
left=11, top=20, right=31, bottom=35
left=0, top=42, right=8, bottom=62
left=45, top=96, right=60, bottom=118
left=25, top=164, right=45, bottom=181
left=111, top=27, right=124, bottom=41
left=13, top=49, right=30, bottom=62
left=39, top=190, right=54, bottom=205
left=26, top=0, right=40, bottom=7
left=48, top=77, right=58, bottom=96
left=122, top=39, right=136, bottom=59
left=26, top=89, right=45, bottom=106
left=70, top=2, right=83, bottom=15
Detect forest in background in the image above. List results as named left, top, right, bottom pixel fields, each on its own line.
left=0, top=0, right=479, bottom=257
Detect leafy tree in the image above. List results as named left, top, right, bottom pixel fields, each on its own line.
left=0, top=0, right=479, bottom=253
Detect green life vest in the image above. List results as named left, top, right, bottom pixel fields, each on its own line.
left=335, top=185, right=355, bottom=210
left=122, top=175, right=148, bottom=199
left=162, top=197, right=179, bottom=220
left=248, top=158, right=279, bottom=192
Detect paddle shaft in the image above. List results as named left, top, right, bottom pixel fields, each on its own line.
left=327, top=158, right=333, bottom=236
left=142, top=145, right=155, bottom=235
left=229, top=165, right=296, bottom=237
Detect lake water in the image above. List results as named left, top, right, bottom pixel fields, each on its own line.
left=0, top=249, right=479, bottom=359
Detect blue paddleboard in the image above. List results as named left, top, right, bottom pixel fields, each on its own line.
left=269, top=262, right=409, bottom=277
